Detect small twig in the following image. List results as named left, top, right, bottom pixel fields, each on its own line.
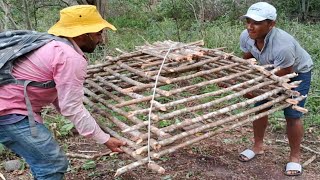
left=115, top=48, right=127, bottom=54
left=303, top=140, right=320, bottom=144
left=276, top=139, right=320, bottom=155
left=42, top=113, right=58, bottom=120
left=78, top=150, right=98, bottom=153
left=69, top=142, right=91, bottom=145
left=302, top=155, right=317, bottom=167
left=93, top=151, right=114, bottom=159
left=66, top=152, right=94, bottom=159
left=66, top=151, right=112, bottom=159
left=300, top=145, right=320, bottom=155
left=0, top=173, right=6, bottom=180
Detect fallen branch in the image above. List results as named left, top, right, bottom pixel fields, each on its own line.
left=66, top=152, right=94, bottom=159
left=66, top=151, right=112, bottom=160
left=78, top=150, right=98, bottom=153
left=303, top=140, right=320, bottom=144
left=302, top=155, right=317, bottom=167
left=0, top=173, right=6, bottom=180
left=276, top=139, right=320, bottom=155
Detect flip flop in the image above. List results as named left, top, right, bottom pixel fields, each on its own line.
left=238, top=149, right=257, bottom=162
left=284, top=162, right=303, bottom=176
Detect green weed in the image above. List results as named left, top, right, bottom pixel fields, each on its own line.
left=156, top=96, right=173, bottom=104
left=158, top=120, right=173, bottom=128
left=0, top=144, right=5, bottom=154
left=159, top=84, right=175, bottom=91
left=82, top=160, right=96, bottom=170
left=42, top=109, right=75, bottom=138
left=136, top=114, right=148, bottom=121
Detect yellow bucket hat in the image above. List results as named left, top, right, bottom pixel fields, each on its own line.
left=48, top=5, right=116, bottom=37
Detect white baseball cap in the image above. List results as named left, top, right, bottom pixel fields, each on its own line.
left=241, top=2, right=277, bottom=21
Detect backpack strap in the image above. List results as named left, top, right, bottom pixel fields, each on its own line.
left=15, top=79, right=56, bottom=88
left=23, top=80, right=38, bottom=137
left=19, top=79, right=56, bottom=137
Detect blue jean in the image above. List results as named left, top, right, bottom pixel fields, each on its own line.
left=255, top=71, right=312, bottom=119
left=283, top=71, right=312, bottom=118
left=0, top=117, right=68, bottom=180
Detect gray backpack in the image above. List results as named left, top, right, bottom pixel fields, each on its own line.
left=0, top=30, right=71, bottom=136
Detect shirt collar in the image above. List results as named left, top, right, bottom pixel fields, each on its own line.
left=262, top=27, right=275, bottom=50
left=67, top=38, right=87, bottom=59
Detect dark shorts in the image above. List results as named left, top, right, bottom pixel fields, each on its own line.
left=255, top=71, right=312, bottom=119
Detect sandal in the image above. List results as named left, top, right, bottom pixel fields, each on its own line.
left=284, top=162, right=303, bottom=176
left=238, top=149, right=260, bottom=162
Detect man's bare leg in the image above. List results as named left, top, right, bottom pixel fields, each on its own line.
left=285, top=117, right=303, bottom=175
left=252, top=115, right=268, bottom=153
left=239, top=115, right=268, bottom=161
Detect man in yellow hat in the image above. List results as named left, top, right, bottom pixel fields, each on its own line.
left=0, top=5, right=125, bottom=179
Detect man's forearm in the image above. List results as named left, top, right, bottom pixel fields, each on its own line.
left=275, top=66, right=294, bottom=76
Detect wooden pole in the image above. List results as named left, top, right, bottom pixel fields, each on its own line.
left=84, top=88, right=170, bottom=139
left=126, top=76, right=264, bottom=117
left=136, top=94, right=290, bottom=155
left=158, top=80, right=275, bottom=120
left=83, top=96, right=142, bottom=144
left=117, top=61, right=172, bottom=84
left=115, top=95, right=306, bottom=176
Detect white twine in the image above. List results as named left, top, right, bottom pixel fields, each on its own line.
left=147, top=44, right=175, bottom=163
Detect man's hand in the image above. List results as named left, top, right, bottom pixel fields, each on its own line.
left=274, top=66, right=293, bottom=76
left=105, top=137, right=126, bottom=153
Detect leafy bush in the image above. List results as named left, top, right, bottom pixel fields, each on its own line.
left=42, top=108, right=75, bottom=138
left=0, top=143, right=5, bottom=154
left=273, top=0, right=320, bottom=21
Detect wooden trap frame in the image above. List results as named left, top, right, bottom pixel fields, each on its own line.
left=84, top=40, right=307, bottom=176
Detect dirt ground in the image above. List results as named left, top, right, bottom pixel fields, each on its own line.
left=1, top=125, right=319, bottom=180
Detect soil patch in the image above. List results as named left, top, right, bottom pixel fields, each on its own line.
left=1, top=126, right=319, bottom=180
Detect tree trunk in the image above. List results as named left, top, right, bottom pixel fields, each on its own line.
left=61, top=0, right=79, bottom=6
left=0, top=0, right=19, bottom=30
left=300, top=0, right=307, bottom=21
left=0, top=18, right=4, bottom=31
left=23, top=0, right=33, bottom=30
left=86, top=0, right=108, bottom=44
left=85, top=0, right=109, bottom=56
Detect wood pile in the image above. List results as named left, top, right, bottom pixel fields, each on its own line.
left=84, top=40, right=307, bottom=176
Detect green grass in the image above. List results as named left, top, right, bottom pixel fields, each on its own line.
left=159, top=84, right=175, bottom=91
left=156, top=96, right=174, bottom=104
left=158, top=120, right=173, bottom=128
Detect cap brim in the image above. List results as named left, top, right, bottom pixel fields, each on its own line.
left=240, top=14, right=267, bottom=21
